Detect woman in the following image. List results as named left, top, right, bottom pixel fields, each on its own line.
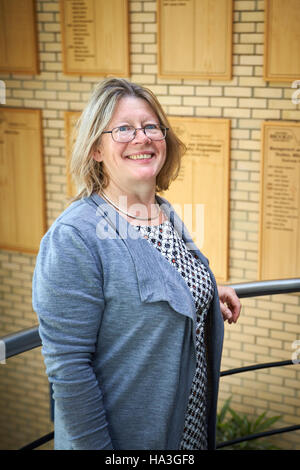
left=33, top=78, right=241, bottom=450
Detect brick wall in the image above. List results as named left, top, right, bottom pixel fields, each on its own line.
left=0, top=0, right=299, bottom=450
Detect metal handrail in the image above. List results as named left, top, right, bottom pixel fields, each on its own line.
left=229, top=278, right=300, bottom=298
left=216, top=424, right=300, bottom=449
left=220, top=359, right=294, bottom=377
left=3, top=326, right=41, bottom=359
left=1, top=278, right=300, bottom=357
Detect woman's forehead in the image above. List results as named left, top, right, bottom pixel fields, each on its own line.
left=110, top=96, right=158, bottom=123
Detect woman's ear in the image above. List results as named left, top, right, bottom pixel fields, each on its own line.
left=92, top=147, right=102, bottom=162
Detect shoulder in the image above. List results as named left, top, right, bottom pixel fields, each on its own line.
left=39, top=196, right=102, bottom=257
left=55, top=196, right=99, bottom=231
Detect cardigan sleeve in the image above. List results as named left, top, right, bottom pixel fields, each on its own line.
left=32, top=222, right=113, bottom=450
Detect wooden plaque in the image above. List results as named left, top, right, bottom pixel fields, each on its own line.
left=157, top=0, right=232, bottom=80
left=259, top=122, right=300, bottom=280
left=0, top=108, right=46, bottom=253
left=161, top=117, right=231, bottom=282
left=64, top=111, right=81, bottom=197
left=60, top=0, right=129, bottom=76
left=264, top=0, right=300, bottom=82
left=0, top=0, right=38, bottom=74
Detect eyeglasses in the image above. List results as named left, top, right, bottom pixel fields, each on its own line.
left=102, top=124, right=169, bottom=143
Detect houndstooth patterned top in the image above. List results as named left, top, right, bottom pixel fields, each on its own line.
left=134, top=220, right=214, bottom=450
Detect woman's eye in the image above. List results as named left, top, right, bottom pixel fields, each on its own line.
left=119, top=126, right=132, bottom=132
left=145, top=124, right=158, bottom=130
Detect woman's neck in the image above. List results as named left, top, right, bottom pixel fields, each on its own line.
left=99, top=183, right=166, bottom=226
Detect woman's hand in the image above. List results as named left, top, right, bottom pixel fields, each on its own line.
left=217, top=285, right=241, bottom=324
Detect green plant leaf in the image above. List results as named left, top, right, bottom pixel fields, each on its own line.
left=218, top=397, right=232, bottom=424
left=254, top=415, right=281, bottom=432
left=216, top=396, right=283, bottom=450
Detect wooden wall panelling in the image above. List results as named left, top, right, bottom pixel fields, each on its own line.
left=60, top=0, right=129, bottom=76
left=161, top=117, right=231, bottom=282
left=0, top=108, right=46, bottom=253
left=157, top=0, right=232, bottom=80
left=0, top=0, right=39, bottom=74
left=259, top=121, right=300, bottom=280
left=264, top=0, right=300, bottom=82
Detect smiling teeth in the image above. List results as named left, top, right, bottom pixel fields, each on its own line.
left=127, top=154, right=152, bottom=160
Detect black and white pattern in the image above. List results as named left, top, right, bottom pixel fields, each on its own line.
left=134, top=220, right=214, bottom=450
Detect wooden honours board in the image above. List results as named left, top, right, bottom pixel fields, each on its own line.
left=161, top=117, right=230, bottom=282
left=64, top=111, right=80, bottom=197
left=264, top=0, right=300, bottom=81
left=60, top=0, right=129, bottom=76
left=0, top=108, right=46, bottom=253
left=0, top=0, right=38, bottom=74
left=157, top=0, right=232, bottom=80
left=259, top=122, right=300, bottom=280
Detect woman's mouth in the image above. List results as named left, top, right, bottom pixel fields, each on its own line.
left=126, top=153, right=154, bottom=160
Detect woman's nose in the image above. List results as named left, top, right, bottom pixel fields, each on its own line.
left=132, top=128, right=151, bottom=143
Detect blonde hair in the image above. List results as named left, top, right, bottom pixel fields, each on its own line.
left=70, top=78, right=186, bottom=201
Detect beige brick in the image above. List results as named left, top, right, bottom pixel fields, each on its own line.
left=282, top=110, right=300, bottom=120
left=131, top=33, right=155, bottom=43
left=44, top=22, right=60, bottom=32
left=238, top=118, right=262, bottom=129
left=144, top=44, right=157, bottom=54
left=234, top=1, right=256, bottom=10
left=168, top=106, right=194, bottom=116
left=254, top=87, right=282, bottom=98
left=211, top=97, right=238, bottom=107
left=234, top=22, right=255, bottom=33
left=131, top=12, right=155, bottom=22
left=241, top=11, right=264, bottom=22
left=252, top=109, right=281, bottom=119
left=130, top=2, right=142, bottom=12
left=6, top=98, right=25, bottom=107
left=240, top=33, right=264, bottom=44
left=12, top=89, right=34, bottom=99
left=236, top=160, right=260, bottom=172
left=169, top=86, right=195, bottom=96
left=42, top=2, right=59, bottom=12
left=239, top=97, right=266, bottom=108
left=23, top=80, right=45, bottom=90
left=183, top=96, right=209, bottom=106
left=144, top=23, right=156, bottom=33
left=195, top=107, right=222, bottom=117
left=224, top=108, right=251, bottom=118
left=269, top=99, right=294, bottom=110
left=234, top=44, right=255, bottom=55
left=271, top=330, right=296, bottom=342
left=224, top=86, right=252, bottom=97
left=143, top=64, right=158, bottom=74
left=272, top=311, right=298, bottom=325
left=196, top=86, right=222, bottom=96
left=239, top=76, right=265, bottom=87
